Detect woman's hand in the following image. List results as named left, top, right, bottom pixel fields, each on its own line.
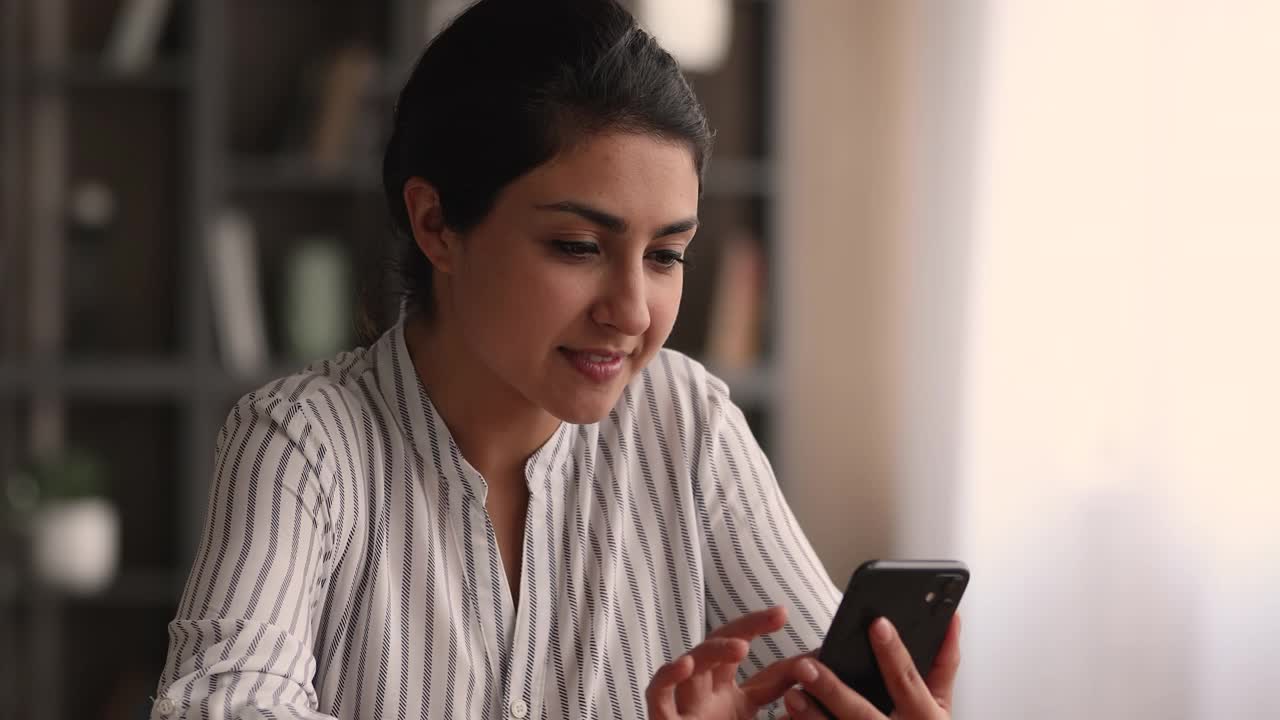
left=646, top=606, right=812, bottom=720
left=780, top=614, right=962, bottom=720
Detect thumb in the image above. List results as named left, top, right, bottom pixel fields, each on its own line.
left=738, top=654, right=815, bottom=709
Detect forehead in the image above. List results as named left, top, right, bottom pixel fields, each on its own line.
left=505, top=132, right=700, bottom=222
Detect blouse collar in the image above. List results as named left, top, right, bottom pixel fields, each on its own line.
left=375, top=314, right=576, bottom=501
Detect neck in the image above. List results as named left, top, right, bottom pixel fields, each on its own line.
left=403, top=311, right=561, bottom=487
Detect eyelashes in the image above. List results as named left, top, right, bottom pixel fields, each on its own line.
left=553, top=240, right=600, bottom=258
left=552, top=240, right=688, bottom=270
left=648, top=250, right=686, bottom=269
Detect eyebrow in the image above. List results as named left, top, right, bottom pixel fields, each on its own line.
left=534, top=201, right=699, bottom=239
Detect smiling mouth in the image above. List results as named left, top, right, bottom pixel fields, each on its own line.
left=560, top=347, right=631, bottom=360
left=559, top=348, right=629, bottom=382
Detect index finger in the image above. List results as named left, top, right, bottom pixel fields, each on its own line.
left=645, top=655, right=692, bottom=718
left=737, top=652, right=820, bottom=708
left=707, top=606, right=788, bottom=642
left=647, top=641, right=749, bottom=718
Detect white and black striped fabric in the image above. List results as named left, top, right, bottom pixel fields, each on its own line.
left=153, top=317, right=841, bottom=720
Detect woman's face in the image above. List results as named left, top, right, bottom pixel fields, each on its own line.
left=439, top=131, right=700, bottom=424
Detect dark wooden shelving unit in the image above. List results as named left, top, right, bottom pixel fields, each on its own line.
left=0, top=1, right=779, bottom=718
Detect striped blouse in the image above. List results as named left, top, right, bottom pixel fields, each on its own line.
left=153, top=318, right=841, bottom=720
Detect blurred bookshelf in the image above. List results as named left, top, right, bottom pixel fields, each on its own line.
left=27, top=57, right=192, bottom=90
left=0, top=0, right=780, bottom=718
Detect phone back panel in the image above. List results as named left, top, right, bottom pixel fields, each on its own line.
left=817, top=560, right=969, bottom=714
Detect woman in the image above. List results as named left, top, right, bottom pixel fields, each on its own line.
left=153, top=1, right=960, bottom=718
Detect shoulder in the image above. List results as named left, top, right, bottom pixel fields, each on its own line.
left=235, top=347, right=374, bottom=416
left=220, top=346, right=381, bottom=473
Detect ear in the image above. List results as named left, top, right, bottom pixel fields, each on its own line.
left=403, top=177, right=461, bottom=274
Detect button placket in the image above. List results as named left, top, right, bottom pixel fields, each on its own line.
left=510, top=698, right=529, bottom=718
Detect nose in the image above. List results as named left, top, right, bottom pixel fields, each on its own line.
left=591, top=260, right=650, bottom=337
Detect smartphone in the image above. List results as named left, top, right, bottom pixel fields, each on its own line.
left=813, top=559, right=969, bottom=716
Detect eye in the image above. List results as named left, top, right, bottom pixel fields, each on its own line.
left=648, top=249, right=686, bottom=269
left=553, top=240, right=600, bottom=259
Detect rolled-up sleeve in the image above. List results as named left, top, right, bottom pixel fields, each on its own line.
left=695, top=377, right=843, bottom=698
left=153, top=392, right=337, bottom=720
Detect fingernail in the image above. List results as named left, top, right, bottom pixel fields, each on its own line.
left=872, top=617, right=894, bottom=645
left=788, top=689, right=809, bottom=712
left=797, top=659, right=819, bottom=683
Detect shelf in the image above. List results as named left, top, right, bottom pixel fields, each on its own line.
left=78, top=567, right=183, bottom=607
left=0, top=565, right=181, bottom=608
left=219, top=363, right=318, bottom=397
left=0, top=358, right=195, bottom=397
left=27, top=58, right=192, bottom=91
left=1, top=1, right=780, bottom=716
left=0, top=359, right=306, bottom=398
left=230, top=154, right=773, bottom=197
left=230, top=155, right=382, bottom=194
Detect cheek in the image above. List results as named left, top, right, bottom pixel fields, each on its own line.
left=464, top=260, right=587, bottom=343
left=512, top=265, right=595, bottom=329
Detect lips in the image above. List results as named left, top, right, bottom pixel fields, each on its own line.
left=560, top=347, right=628, bottom=383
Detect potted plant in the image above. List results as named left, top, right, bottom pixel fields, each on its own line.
left=5, top=448, right=119, bottom=595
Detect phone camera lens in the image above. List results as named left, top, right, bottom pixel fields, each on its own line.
left=931, top=596, right=958, bottom=617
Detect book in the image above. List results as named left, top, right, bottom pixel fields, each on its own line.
left=306, top=44, right=380, bottom=173
left=283, top=236, right=352, bottom=360
left=705, top=229, right=765, bottom=371
left=104, top=0, right=174, bottom=73
left=205, top=208, right=268, bottom=376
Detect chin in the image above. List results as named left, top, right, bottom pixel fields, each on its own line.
left=546, top=389, right=623, bottom=425
left=551, top=402, right=616, bottom=425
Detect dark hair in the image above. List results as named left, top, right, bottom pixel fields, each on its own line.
left=363, top=0, right=713, bottom=340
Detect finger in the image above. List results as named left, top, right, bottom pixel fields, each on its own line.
left=924, top=612, right=962, bottom=709
left=684, top=637, right=749, bottom=670
left=645, top=654, right=692, bottom=718
left=705, top=607, right=787, bottom=690
left=711, top=652, right=742, bottom=689
left=738, top=652, right=828, bottom=709
left=707, top=606, right=788, bottom=642
left=785, top=687, right=833, bottom=720
left=793, top=658, right=884, bottom=720
left=707, top=636, right=754, bottom=689
left=674, top=638, right=748, bottom=709
left=868, top=617, right=936, bottom=714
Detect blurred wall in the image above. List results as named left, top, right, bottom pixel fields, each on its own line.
left=776, top=0, right=983, bottom=582
left=776, top=0, right=905, bottom=585
left=958, top=2, right=1280, bottom=717
left=778, top=2, right=1280, bottom=719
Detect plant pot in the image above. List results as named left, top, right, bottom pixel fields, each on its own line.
left=31, top=497, right=120, bottom=595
